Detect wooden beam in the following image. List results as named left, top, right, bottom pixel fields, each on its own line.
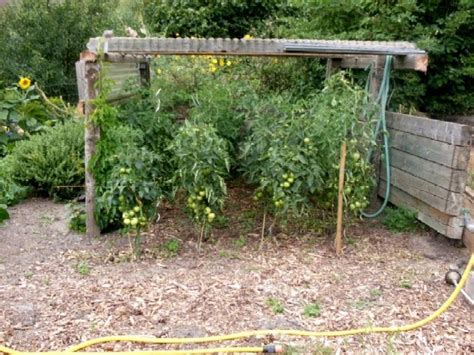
left=86, top=37, right=428, bottom=71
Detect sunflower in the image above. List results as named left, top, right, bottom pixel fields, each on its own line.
left=18, top=77, right=31, bottom=90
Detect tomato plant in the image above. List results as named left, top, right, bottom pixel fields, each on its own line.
left=169, top=121, right=230, bottom=250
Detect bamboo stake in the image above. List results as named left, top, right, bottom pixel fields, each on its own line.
left=335, top=141, right=347, bottom=255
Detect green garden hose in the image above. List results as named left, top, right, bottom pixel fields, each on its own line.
left=362, top=55, right=393, bottom=218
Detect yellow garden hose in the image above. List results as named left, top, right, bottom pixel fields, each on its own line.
left=1, top=254, right=472, bottom=355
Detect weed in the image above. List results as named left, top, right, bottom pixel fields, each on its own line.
left=43, top=276, right=51, bottom=286
left=369, top=288, right=382, bottom=298
left=24, top=270, right=33, bottom=279
left=313, top=344, right=334, bottom=355
left=234, top=235, right=247, bottom=248
left=303, top=303, right=321, bottom=318
left=213, top=214, right=230, bottom=229
left=266, top=297, right=284, bottom=314
left=76, top=261, right=90, bottom=276
left=346, top=236, right=356, bottom=246
left=399, top=279, right=412, bottom=289
left=162, top=238, right=180, bottom=257
left=218, top=249, right=239, bottom=259
left=382, top=207, right=420, bottom=232
left=352, top=299, right=370, bottom=310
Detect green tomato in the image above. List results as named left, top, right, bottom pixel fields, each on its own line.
left=189, top=202, right=196, bottom=209
left=199, top=190, right=206, bottom=197
left=122, top=212, right=129, bottom=219
left=118, top=195, right=125, bottom=202
left=355, top=201, right=362, bottom=208
left=123, top=218, right=131, bottom=225
left=197, top=196, right=203, bottom=201
left=187, top=197, right=194, bottom=204
left=207, top=212, right=216, bottom=221
left=350, top=203, right=356, bottom=210
left=287, top=177, right=294, bottom=184
left=352, top=152, right=361, bottom=161
left=204, top=207, right=211, bottom=214
left=256, top=191, right=263, bottom=198
left=126, top=168, right=132, bottom=174
left=133, top=206, right=140, bottom=213
left=130, top=217, right=138, bottom=226
left=283, top=181, right=290, bottom=188
left=282, top=173, right=288, bottom=180
left=120, top=168, right=126, bottom=174
left=128, top=210, right=135, bottom=217
left=304, top=137, right=310, bottom=144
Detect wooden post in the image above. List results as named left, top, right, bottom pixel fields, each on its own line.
left=369, top=55, right=386, bottom=100
left=76, top=55, right=100, bottom=239
left=325, top=58, right=341, bottom=79
left=335, top=141, right=347, bottom=255
left=139, top=61, right=151, bottom=86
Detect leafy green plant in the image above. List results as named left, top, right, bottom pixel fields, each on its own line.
left=9, top=120, right=84, bottom=199
left=169, top=121, right=230, bottom=250
left=266, top=297, right=284, bottom=314
left=303, top=302, right=321, bottom=318
left=382, top=207, right=420, bottom=232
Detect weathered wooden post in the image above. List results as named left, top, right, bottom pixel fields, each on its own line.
left=76, top=51, right=100, bottom=239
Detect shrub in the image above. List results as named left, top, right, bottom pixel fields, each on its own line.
left=9, top=120, right=84, bottom=199
left=0, top=155, right=29, bottom=206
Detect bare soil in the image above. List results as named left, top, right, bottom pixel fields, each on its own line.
left=0, top=195, right=472, bottom=354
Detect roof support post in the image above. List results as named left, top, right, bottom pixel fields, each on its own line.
left=76, top=52, right=100, bottom=239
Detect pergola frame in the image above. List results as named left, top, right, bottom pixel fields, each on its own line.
left=76, top=34, right=428, bottom=239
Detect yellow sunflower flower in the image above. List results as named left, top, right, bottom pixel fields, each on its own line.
left=18, top=77, right=31, bottom=90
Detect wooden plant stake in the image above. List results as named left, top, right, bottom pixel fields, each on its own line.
left=335, top=141, right=347, bottom=255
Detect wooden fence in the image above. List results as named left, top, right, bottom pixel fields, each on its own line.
left=379, top=112, right=472, bottom=239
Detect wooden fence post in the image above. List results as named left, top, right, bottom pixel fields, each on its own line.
left=76, top=52, right=100, bottom=239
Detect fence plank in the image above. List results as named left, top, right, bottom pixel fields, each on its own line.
left=389, top=129, right=469, bottom=169
left=386, top=112, right=471, bottom=146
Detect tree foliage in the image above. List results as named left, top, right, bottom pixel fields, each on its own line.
left=269, top=0, right=473, bottom=114
left=0, top=0, right=118, bottom=101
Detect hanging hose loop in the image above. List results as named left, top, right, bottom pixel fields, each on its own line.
left=362, top=55, right=393, bottom=218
